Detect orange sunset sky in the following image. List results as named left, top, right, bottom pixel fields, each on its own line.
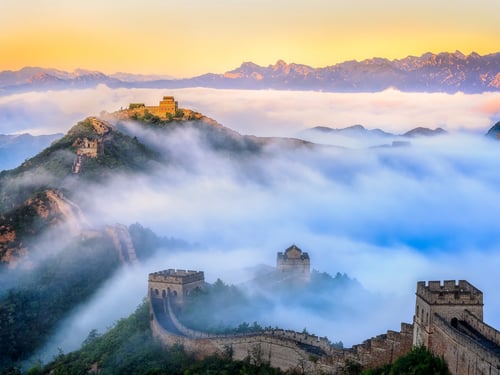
left=1, top=0, right=499, bottom=77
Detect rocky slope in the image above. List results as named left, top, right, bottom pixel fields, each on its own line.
left=0, top=190, right=87, bottom=268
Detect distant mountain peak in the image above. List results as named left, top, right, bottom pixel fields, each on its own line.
left=402, top=127, right=447, bottom=138
left=452, top=50, right=466, bottom=59
left=306, top=124, right=393, bottom=138
left=272, top=59, right=288, bottom=69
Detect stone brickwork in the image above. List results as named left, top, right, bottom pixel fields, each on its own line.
left=148, top=269, right=499, bottom=374
left=149, top=269, right=204, bottom=304
left=414, top=280, right=483, bottom=347
left=105, top=224, right=138, bottom=265
left=128, top=96, right=179, bottom=119
left=148, top=266, right=414, bottom=374
left=73, top=137, right=103, bottom=158
left=414, top=280, right=500, bottom=375
left=89, top=116, right=112, bottom=135
left=431, top=315, right=500, bottom=375
left=347, top=323, right=414, bottom=368
left=276, top=244, right=310, bottom=279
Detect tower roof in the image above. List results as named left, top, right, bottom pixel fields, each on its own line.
left=278, top=244, right=309, bottom=260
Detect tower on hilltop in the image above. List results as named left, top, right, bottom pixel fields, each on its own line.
left=127, top=96, right=179, bottom=119
left=158, top=96, right=178, bottom=115
left=413, top=280, right=483, bottom=347
left=148, top=269, right=204, bottom=306
left=277, top=244, right=310, bottom=280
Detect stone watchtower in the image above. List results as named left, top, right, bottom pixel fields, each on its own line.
left=277, top=244, right=310, bottom=280
left=148, top=269, right=204, bottom=306
left=158, top=96, right=178, bottom=115
left=413, top=280, right=483, bottom=347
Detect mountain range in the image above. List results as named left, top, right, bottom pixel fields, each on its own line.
left=1, top=51, right=499, bottom=94
left=304, top=124, right=447, bottom=139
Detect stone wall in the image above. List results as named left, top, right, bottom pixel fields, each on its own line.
left=73, top=137, right=103, bottom=158
left=149, top=292, right=414, bottom=374
left=414, top=280, right=484, bottom=347
left=463, top=310, right=500, bottom=346
left=431, top=314, right=500, bottom=375
left=104, top=224, right=138, bottom=265
left=149, top=297, right=320, bottom=372
left=89, top=117, right=111, bottom=135
left=354, top=323, right=414, bottom=368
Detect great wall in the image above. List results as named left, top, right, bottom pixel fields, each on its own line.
left=67, top=96, right=499, bottom=373
left=71, top=117, right=110, bottom=174
left=148, top=246, right=500, bottom=374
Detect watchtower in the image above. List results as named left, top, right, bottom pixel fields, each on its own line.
left=158, top=96, right=178, bottom=116
left=277, top=244, right=310, bottom=280
left=413, top=280, right=483, bottom=346
left=148, top=269, right=204, bottom=306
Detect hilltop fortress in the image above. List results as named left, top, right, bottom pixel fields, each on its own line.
left=147, top=246, right=499, bottom=374
left=128, top=96, right=179, bottom=119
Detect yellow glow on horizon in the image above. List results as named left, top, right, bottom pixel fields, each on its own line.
left=1, top=0, right=499, bottom=77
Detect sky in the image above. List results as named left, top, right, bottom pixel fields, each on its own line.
left=1, top=0, right=499, bottom=77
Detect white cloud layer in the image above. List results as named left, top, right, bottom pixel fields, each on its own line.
left=1, top=86, right=499, bottom=137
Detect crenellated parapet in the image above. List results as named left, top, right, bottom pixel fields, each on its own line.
left=148, top=269, right=205, bottom=304
left=147, top=266, right=418, bottom=373
left=416, top=280, right=483, bottom=306
left=148, top=266, right=499, bottom=374
left=414, top=280, right=499, bottom=375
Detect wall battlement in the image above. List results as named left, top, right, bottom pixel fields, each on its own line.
left=148, top=266, right=498, bottom=374
left=432, top=314, right=500, bottom=374
left=147, top=263, right=416, bottom=373
left=463, top=310, right=500, bottom=347
left=148, top=269, right=205, bottom=304
left=149, top=269, right=204, bottom=285
left=414, top=280, right=499, bottom=375
left=416, top=280, right=483, bottom=305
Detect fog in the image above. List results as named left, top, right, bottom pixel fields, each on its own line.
left=1, top=86, right=499, bottom=138
left=33, top=122, right=500, bottom=361
left=2, top=87, right=499, bottom=363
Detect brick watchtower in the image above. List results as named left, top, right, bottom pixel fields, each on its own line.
left=158, top=96, right=178, bottom=115
left=148, top=269, right=204, bottom=306
left=277, top=244, right=310, bottom=281
left=413, top=280, right=483, bottom=347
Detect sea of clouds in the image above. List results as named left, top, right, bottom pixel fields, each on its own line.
left=1, top=86, right=499, bottom=362
left=1, top=85, right=499, bottom=137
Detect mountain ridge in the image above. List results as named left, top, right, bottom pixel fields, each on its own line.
left=1, top=51, right=499, bottom=94
left=304, top=124, right=448, bottom=139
